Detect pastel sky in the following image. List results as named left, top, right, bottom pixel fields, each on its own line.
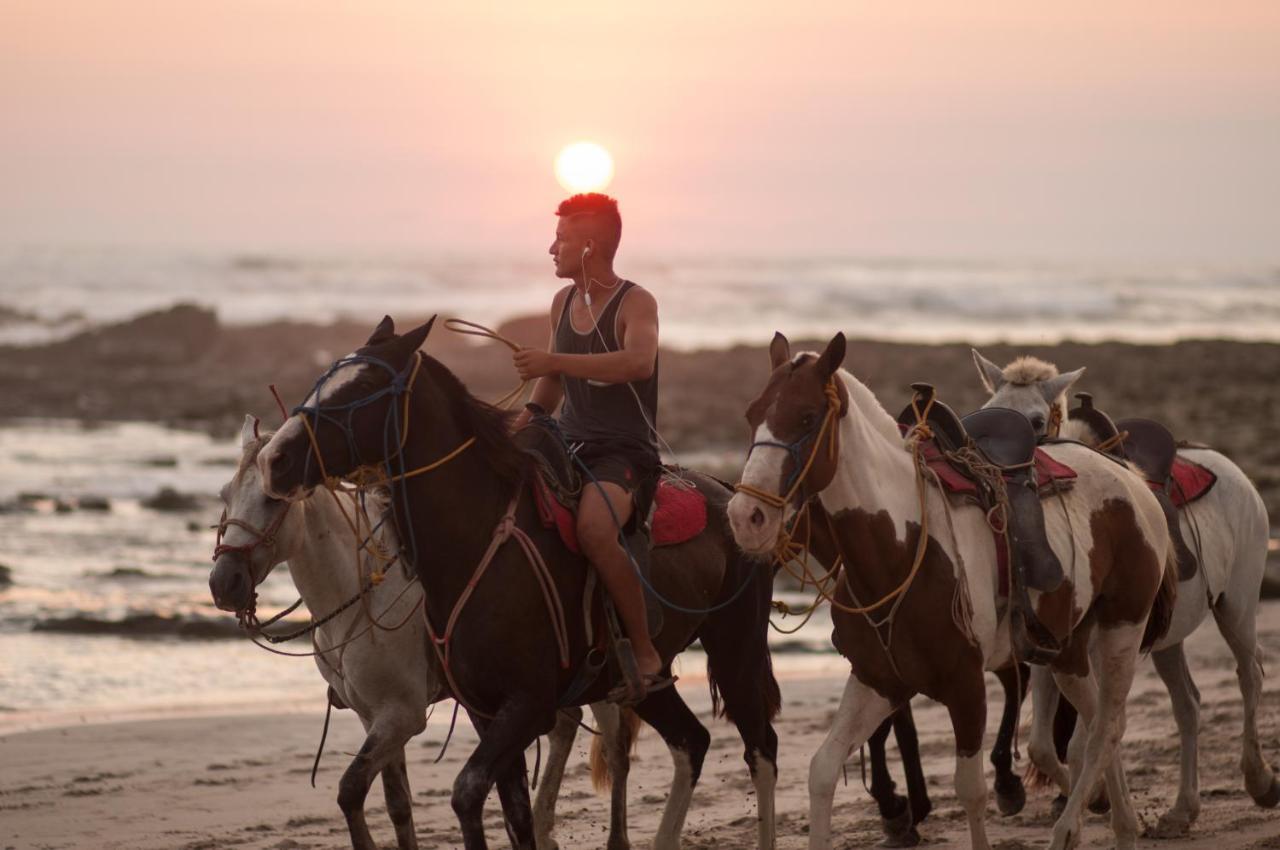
left=3, top=1, right=1278, bottom=262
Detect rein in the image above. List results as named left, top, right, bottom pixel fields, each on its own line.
left=288, top=343, right=572, bottom=720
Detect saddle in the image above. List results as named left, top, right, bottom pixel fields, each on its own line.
left=898, top=383, right=1072, bottom=664
left=514, top=415, right=709, bottom=641
left=1067, top=393, right=1211, bottom=582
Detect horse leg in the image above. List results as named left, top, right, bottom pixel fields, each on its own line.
left=590, top=701, right=635, bottom=850
left=1213, top=588, right=1280, bottom=807
left=532, top=706, right=582, bottom=850
left=808, top=674, right=895, bottom=850
left=340, top=712, right=425, bottom=850
left=945, top=673, right=992, bottom=850
left=699, top=609, right=780, bottom=850
left=380, top=751, right=418, bottom=850
left=1026, top=665, right=1071, bottom=804
left=990, top=664, right=1028, bottom=816
left=1150, top=641, right=1201, bottom=834
left=632, top=681, right=711, bottom=850
left=867, top=714, right=915, bottom=847
left=453, top=700, right=550, bottom=850
left=1050, top=622, right=1142, bottom=850
left=892, top=703, right=932, bottom=826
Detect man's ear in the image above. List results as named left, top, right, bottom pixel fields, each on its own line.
left=815, top=332, right=846, bottom=379
left=367, top=316, right=396, bottom=346
left=769, top=332, right=791, bottom=369
left=972, top=348, right=1006, bottom=395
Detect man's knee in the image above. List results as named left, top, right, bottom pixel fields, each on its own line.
left=577, top=486, right=632, bottom=561
left=578, top=514, right=621, bottom=562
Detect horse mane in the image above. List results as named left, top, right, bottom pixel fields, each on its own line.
left=1002, top=355, right=1058, bottom=386
left=419, top=355, right=531, bottom=488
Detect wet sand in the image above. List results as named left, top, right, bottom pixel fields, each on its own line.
left=4, top=600, right=1279, bottom=849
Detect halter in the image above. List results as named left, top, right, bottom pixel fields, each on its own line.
left=212, top=502, right=295, bottom=624
left=734, top=379, right=842, bottom=511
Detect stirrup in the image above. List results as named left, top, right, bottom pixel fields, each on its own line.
left=1010, top=605, right=1062, bottom=665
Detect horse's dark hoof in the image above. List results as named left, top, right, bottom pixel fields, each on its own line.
left=1251, top=775, right=1280, bottom=808
left=880, top=805, right=916, bottom=847
left=996, top=777, right=1027, bottom=816
left=878, top=825, right=921, bottom=848
left=1088, top=789, right=1111, bottom=816
left=1050, top=794, right=1068, bottom=821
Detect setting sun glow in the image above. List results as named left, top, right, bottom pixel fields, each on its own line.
left=555, top=142, right=614, bottom=194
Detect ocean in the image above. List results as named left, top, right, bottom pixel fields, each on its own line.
left=2, top=246, right=1277, bottom=731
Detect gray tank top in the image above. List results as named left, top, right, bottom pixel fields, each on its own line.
left=554, top=280, right=659, bottom=458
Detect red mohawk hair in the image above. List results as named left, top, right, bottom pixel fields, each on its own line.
left=555, top=193, right=622, bottom=261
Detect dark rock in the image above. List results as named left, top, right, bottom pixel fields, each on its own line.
left=141, top=487, right=200, bottom=512
left=77, top=495, right=112, bottom=511
left=0, top=563, right=13, bottom=587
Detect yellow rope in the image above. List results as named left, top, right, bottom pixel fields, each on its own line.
left=443, top=318, right=530, bottom=410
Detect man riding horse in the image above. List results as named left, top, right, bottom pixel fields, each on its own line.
left=510, top=192, right=669, bottom=702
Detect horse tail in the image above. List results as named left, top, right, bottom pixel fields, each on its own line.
left=1141, top=550, right=1178, bottom=653
left=590, top=708, right=642, bottom=793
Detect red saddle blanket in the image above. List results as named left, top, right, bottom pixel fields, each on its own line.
left=912, top=438, right=1078, bottom=598
left=1149, top=456, right=1217, bottom=508
left=532, top=474, right=708, bottom=554
left=914, top=440, right=1078, bottom=496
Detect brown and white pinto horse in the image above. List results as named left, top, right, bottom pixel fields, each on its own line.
left=727, top=332, right=1176, bottom=850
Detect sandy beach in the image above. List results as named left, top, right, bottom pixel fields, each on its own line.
left=5, top=598, right=1279, bottom=849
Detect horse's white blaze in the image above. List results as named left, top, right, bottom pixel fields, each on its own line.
left=727, top=423, right=789, bottom=552
left=653, top=747, right=695, bottom=850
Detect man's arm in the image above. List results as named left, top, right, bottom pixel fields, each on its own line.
left=510, top=287, right=570, bottom=432
left=514, top=288, right=658, bottom=385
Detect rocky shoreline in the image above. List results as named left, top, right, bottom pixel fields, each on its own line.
left=3, top=303, right=1279, bottom=520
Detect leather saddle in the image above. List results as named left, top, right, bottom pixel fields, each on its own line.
left=898, top=382, right=1037, bottom=470
left=1067, top=393, right=1197, bottom=581
left=513, top=410, right=664, bottom=638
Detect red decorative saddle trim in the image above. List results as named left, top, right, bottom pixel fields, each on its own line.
left=1153, top=456, right=1217, bottom=509
left=908, top=433, right=1078, bottom=599
left=531, top=474, right=708, bottom=554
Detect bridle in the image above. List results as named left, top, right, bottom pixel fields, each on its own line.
left=211, top=501, right=294, bottom=623
left=734, top=378, right=843, bottom=512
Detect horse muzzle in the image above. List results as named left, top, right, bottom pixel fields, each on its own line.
left=209, top=553, right=255, bottom=613
left=726, top=493, right=783, bottom=555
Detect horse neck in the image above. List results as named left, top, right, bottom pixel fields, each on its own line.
left=391, top=385, right=520, bottom=609
left=819, top=371, right=918, bottom=524
left=282, top=491, right=367, bottom=616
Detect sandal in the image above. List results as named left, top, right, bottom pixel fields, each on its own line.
left=607, top=672, right=678, bottom=706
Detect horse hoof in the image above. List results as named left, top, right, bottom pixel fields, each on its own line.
left=1087, top=790, right=1111, bottom=816
left=1251, top=775, right=1280, bottom=808
left=878, top=827, right=921, bottom=848
left=1146, top=810, right=1193, bottom=838
left=1050, top=794, right=1068, bottom=821
left=996, top=778, right=1027, bottom=816
left=880, top=806, right=915, bottom=846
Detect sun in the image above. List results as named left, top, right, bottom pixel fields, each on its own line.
left=555, top=142, right=614, bottom=194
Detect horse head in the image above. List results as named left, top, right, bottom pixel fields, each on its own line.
left=972, top=349, right=1084, bottom=438
left=258, top=315, right=436, bottom=500
left=727, top=331, right=849, bottom=554
left=209, top=415, right=295, bottom=614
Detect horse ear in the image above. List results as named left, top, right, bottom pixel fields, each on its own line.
left=769, top=332, right=791, bottom=369
left=815, top=332, right=846, bottom=379
left=396, top=314, right=437, bottom=354
left=367, top=315, right=396, bottom=346
left=1039, top=367, right=1085, bottom=404
left=240, top=414, right=258, bottom=448
left=972, top=349, right=1006, bottom=394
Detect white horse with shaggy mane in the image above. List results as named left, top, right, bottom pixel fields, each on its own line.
left=208, top=415, right=639, bottom=850
left=729, top=333, right=1176, bottom=850
left=973, top=350, right=1278, bottom=834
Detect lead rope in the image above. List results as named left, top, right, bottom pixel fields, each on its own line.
left=442, top=318, right=530, bottom=409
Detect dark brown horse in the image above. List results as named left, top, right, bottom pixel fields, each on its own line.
left=257, top=316, right=780, bottom=850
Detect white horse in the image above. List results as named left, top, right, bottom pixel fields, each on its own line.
left=973, top=350, right=1278, bottom=833
left=728, top=334, right=1175, bottom=850
left=208, top=415, right=634, bottom=850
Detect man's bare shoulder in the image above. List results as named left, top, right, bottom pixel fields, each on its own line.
left=620, top=282, right=657, bottom=316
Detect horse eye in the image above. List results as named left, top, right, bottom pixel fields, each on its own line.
left=1031, top=415, right=1046, bottom=430
left=801, top=413, right=816, bottom=430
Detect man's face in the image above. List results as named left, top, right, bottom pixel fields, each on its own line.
left=548, top=217, right=587, bottom=279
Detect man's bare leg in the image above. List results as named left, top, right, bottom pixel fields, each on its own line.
left=577, top=481, right=662, bottom=680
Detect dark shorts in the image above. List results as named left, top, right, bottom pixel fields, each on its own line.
left=572, top=440, right=660, bottom=528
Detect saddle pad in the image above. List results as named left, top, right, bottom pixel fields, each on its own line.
left=532, top=474, right=708, bottom=554
left=1165, top=456, right=1217, bottom=509
left=911, top=436, right=1078, bottom=497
